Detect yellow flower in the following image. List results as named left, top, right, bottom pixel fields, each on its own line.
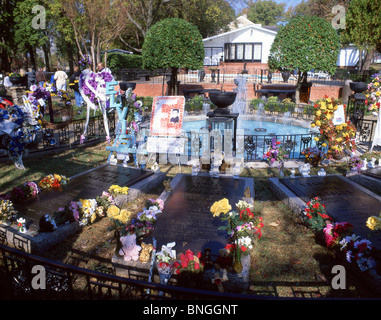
left=108, top=185, right=129, bottom=196
left=210, top=198, right=231, bottom=217
left=114, top=209, right=133, bottom=224
left=326, top=113, right=332, bottom=120
left=322, top=143, right=327, bottom=147
left=314, top=137, right=319, bottom=142
left=107, top=205, right=120, bottom=218
left=315, top=120, right=321, bottom=126
left=366, top=216, right=381, bottom=230
left=310, top=123, right=316, bottom=128
left=376, top=91, right=380, bottom=97
left=54, top=174, right=62, bottom=181
left=336, top=137, right=342, bottom=142
left=316, top=110, right=321, bottom=116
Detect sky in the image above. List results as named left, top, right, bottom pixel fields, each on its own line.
left=232, top=0, right=304, bottom=14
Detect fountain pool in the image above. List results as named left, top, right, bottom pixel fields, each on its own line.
left=182, top=119, right=313, bottom=136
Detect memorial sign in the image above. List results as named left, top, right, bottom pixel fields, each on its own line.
left=152, top=174, right=251, bottom=255
left=149, top=96, right=185, bottom=137
left=14, top=165, right=153, bottom=222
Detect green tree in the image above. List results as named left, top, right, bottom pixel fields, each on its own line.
left=142, top=18, right=204, bottom=95
left=247, top=0, right=286, bottom=25
left=268, top=15, right=340, bottom=103
left=340, top=0, right=381, bottom=71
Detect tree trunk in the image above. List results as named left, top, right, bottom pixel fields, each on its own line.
left=169, top=67, right=179, bottom=96
left=43, top=43, right=50, bottom=72
left=361, top=47, right=376, bottom=72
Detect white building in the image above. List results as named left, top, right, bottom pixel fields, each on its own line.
left=203, top=15, right=375, bottom=69
left=202, top=15, right=277, bottom=66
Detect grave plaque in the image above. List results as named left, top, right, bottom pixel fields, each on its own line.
left=280, top=175, right=381, bottom=249
left=15, top=165, right=153, bottom=222
left=153, top=175, right=249, bottom=255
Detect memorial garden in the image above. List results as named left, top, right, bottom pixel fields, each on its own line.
left=0, top=0, right=381, bottom=301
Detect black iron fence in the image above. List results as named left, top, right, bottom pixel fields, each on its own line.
left=0, top=243, right=263, bottom=300
left=112, top=67, right=374, bottom=87
left=0, top=112, right=116, bottom=161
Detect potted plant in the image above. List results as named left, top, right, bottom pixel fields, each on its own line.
left=348, top=155, right=364, bottom=172
left=9, top=72, right=23, bottom=85
left=263, top=136, right=289, bottom=167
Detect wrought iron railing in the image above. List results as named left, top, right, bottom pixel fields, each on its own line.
left=0, top=112, right=116, bottom=160
left=0, top=243, right=264, bottom=300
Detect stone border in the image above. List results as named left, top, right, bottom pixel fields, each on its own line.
left=0, top=165, right=166, bottom=254
left=268, top=174, right=381, bottom=295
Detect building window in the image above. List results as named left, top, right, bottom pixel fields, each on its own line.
left=204, top=47, right=224, bottom=66
left=224, top=43, right=262, bottom=62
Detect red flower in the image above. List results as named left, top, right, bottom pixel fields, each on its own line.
left=240, top=246, right=247, bottom=252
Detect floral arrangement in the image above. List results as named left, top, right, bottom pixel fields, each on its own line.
left=339, top=236, right=376, bottom=270
left=348, top=155, right=364, bottom=172
left=37, top=173, right=70, bottom=190
left=303, top=196, right=332, bottom=231
left=302, top=194, right=379, bottom=272
left=310, top=97, right=357, bottom=158
left=79, top=55, right=92, bottom=69
left=211, top=199, right=263, bottom=272
left=323, top=221, right=353, bottom=248
left=301, top=146, right=325, bottom=163
left=0, top=101, right=42, bottom=168
left=173, top=249, right=204, bottom=275
left=365, top=73, right=381, bottom=112
left=122, top=218, right=155, bottom=239
left=108, top=185, right=129, bottom=196
left=366, top=213, right=381, bottom=231
left=124, top=90, right=143, bottom=133
left=210, top=198, right=231, bottom=217
left=263, top=136, right=289, bottom=165
left=79, top=69, right=113, bottom=105
left=26, top=85, right=51, bottom=114
left=0, top=199, right=17, bottom=223
left=9, top=72, right=21, bottom=77
left=156, top=242, right=177, bottom=275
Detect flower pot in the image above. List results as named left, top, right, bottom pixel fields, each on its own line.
left=332, top=152, right=345, bottom=160
left=9, top=76, right=23, bottom=85
left=350, top=82, right=367, bottom=94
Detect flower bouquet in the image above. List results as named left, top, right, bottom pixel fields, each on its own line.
left=0, top=199, right=17, bottom=225
left=303, top=196, right=331, bottom=231
left=211, top=198, right=263, bottom=273
left=155, top=242, right=177, bottom=285
left=173, top=249, right=204, bottom=287
left=38, top=174, right=69, bottom=190
left=323, top=221, right=353, bottom=248
left=77, top=198, right=104, bottom=226
left=122, top=218, right=155, bottom=241
left=301, top=146, right=325, bottom=167
left=348, top=155, right=364, bottom=172
left=365, top=73, right=381, bottom=112
left=339, top=236, right=376, bottom=271
left=263, top=137, right=288, bottom=166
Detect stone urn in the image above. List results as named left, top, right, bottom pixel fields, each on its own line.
left=282, top=71, right=291, bottom=83
left=119, top=82, right=136, bottom=91
left=350, top=82, right=367, bottom=94
left=209, top=91, right=237, bottom=114
left=9, top=76, right=23, bottom=86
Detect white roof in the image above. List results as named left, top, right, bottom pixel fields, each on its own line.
left=203, top=15, right=277, bottom=42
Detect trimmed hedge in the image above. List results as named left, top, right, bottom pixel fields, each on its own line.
left=105, top=53, right=143, bottom=71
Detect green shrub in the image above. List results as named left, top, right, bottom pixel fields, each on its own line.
left=105, top=53, right=143, bottom=71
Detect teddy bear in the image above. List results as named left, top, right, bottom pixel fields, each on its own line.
left=139, top=242, right=153, bottom=263
left=118, top=234, right=142, bottom=262
left=214, top=248, right=233, bottom=273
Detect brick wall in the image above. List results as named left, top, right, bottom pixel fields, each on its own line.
left=134, top=82, right=342, bottom=102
